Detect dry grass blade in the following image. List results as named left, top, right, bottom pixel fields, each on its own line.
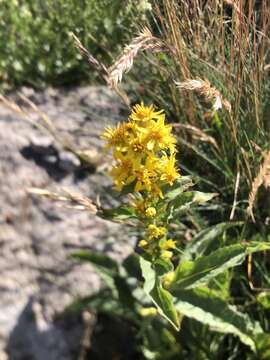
left=18, top=92, right=56, bottom=134
left=230, top=170, right=240, bottom=220
left=108, top=27, right=162, bottom=88
left=27, top=187, right=97, bottom=214
left=0, top=93, right=75, bottom=152
left=172, top=123, right=219, bottom=150
left=0, top=94, right=54, bottom=137
left=71, top=32, right=108, bottom=78
left=71, top=32, right=130, bottom=108
left=175, top=78, right=231, bottom=114
left=247, top=150, right=270, bottom=221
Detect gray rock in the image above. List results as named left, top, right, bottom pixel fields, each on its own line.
left=0, top=86, right=135, bottom=359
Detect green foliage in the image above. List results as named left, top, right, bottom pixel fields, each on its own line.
left=70, top=175, right=270, bottom=358
left=173, top=287, right=262, bottom=352
left=0, top=0, right=149, bottom=89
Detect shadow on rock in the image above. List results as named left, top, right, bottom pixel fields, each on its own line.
left=6, top=297, right=83, bottom=360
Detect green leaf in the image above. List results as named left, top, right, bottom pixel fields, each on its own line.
left=173, top=287, right=263, bottom=351
left=140, top=257, right=180, bottom=330
left=182, top=222, right=243, bottom=260
left=154, top=257, right=174, bottom=276
left=72, top=250, right=137, bottom=309
left=173, top=244, right=246, bottom=290
left=99, top=205, right=137, bottom=221
left=208, top=270, right=231, bottom=300
left=173, top=242, right=270, bottom=290
left=114, top=275, right=136, bottom=309
left=192, top=191, right=217, bottom=204
left=167, top=190, right=216, bottom=221
left=164, top=176, right=193, bottom=200
left=122, top=253, right=142, bottom=280
left=150, top=281, right=180, bottom=330
left=71, top=250, right=119, bottom=274
left=71, top=250, right=119, bottom=290
left=66, top=289, right=115, bottom=314
left=257, top=292, right=270, bottom=310
left=140, top=256, right=156, bottom=294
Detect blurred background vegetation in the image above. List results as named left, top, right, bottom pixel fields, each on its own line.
left=0, top=0, right=150, bottom=90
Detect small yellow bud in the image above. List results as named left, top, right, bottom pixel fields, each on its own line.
left=147, top=224, right=167, bottom=239
left=139, top=239, right=148, bottom=248
left=162, top=271, right=175, bottom=289
left=145, top=207, right=156, bottom=217
left=139, top=307, right=158, bottom=317
left=161, top=250, right=173, bottom=259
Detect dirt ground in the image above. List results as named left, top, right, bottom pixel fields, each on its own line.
left=0, top=86, right=135, bottom=359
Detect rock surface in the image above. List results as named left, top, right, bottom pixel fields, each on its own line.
left=0, top=86, right=134, bottom=359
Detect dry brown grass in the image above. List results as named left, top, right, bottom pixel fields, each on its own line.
left=27, top=187, right=97, bottom=213
left=175, top=78, right=231, bottom=114
left=247, top=150, right=270, bottom=221
left=108, top=27, right=163, bottom=88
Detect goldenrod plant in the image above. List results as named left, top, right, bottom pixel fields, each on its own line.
left=18, top=98, right=270, bottom=356
left=6, top=1, right=270, bottom=358
left=102, top=103, right=179, bottom=260
left=68, top=102, right=270, bottom=355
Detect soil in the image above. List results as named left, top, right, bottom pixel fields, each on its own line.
left=0, top=86, right=135, bottom=360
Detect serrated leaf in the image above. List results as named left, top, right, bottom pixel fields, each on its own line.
left=173, top=287, right=263, bottom=351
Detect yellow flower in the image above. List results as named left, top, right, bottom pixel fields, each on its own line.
left=139, top=239, right=148, bottom=248
left=101, top=123, right=128, bottom=151
left=149, top=183, right=164, bottom=199
left=144, top=117, right=176, bottom=152
left=110, top=153, right=140, bottom=191
left=160, top=154, right=180, bottom=185
left=132, top=198, right=147, bottom=215
left=133, top=167, right=154, bottom=192
left=129, top=134, right=147, bottom=157
left=102, top=103, right=180, bottom=197
left=147, top=224, right=167, bottom=239
left=145, top=207, right=156, bottom=217
left=161, top=239, right=176, bottom=250
left=129, top=103, right=164, bottom=122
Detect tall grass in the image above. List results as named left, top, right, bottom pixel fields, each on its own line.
left=107, top=0, right=270, bottom=226
left=91, top=1, right=270, bottom=357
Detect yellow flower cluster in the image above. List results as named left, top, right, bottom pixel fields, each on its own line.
left=102, top=103, right=180, bottom=260
left=139, top=223, right=176, bottom=259
left=102, top=103, right=179, bottom=196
